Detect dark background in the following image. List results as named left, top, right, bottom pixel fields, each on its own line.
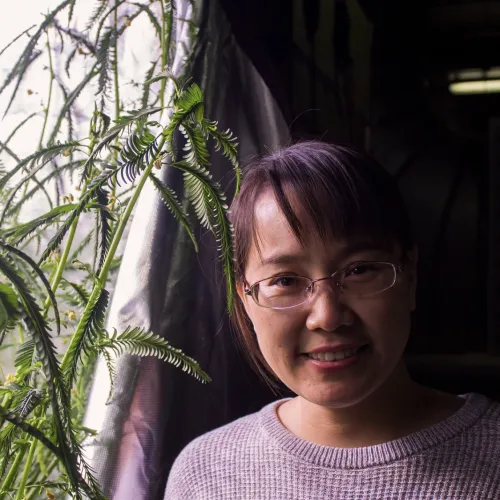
left=219, top=0, right=500, bottom=396
left=154, top=0, right=500, bottom=494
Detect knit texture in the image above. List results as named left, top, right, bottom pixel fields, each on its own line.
left=164, top=393, right=500, bottom=499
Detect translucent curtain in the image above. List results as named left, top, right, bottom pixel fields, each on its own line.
left=84, top=1, right=290, bottom=498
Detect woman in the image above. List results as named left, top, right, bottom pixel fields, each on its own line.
left=165, top=141, right=500, bottom=499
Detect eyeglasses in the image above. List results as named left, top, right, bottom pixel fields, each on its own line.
left=244, top=261, right=402, bottom=310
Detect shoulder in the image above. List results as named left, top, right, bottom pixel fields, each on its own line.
left=467, top=393, right=500, bottom=432
left=164, top=400, right=282, bottom=499
left=173, top=409, right=261, bottom=463
left=468, top=392, right=500, bottom=427
left=460, top=393, right=500, bottom=451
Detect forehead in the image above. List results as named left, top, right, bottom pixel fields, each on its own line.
left=252, top=193, right=299, bottom=257
left=249, top=190, right=392, bottom=270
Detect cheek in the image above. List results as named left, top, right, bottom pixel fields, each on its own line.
left=354, top=287, right=412, bottom=350
left=250, top=308, right=304, bottom=368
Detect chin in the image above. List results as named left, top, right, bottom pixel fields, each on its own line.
left=303, top=389, right=369, bottom=409
left=297, top=377, right=385, bottom=409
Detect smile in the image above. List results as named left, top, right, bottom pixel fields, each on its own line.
left=307, top=348, right=360, bottom=361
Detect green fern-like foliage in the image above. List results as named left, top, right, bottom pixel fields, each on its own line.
left=204, top=119, right=241, bottom=194
left=148, top=171, right=198, bottom=251
left=95, top=189, right=114, bottom=272
left=1, top=203, right=77, bottom=244
left=0, top=254, right=87, bottom=496
left=174, top=156, right=236, bottom=310
left=160, top=81, right=240, bottom=310
left=0, top=141, right=82, bottom=200
left=0, top=3, right=241, bottom=499
left=114, top=130, right=160, bottom=185
left=97, top=326, right=212, bottom=384
left=0, top=282, right=20, bottom=345
left=0, top=0, right=73, bottom=116
left=81, top=106, right=162, bottom=182
left=0, top=243, right=61, bottom=335
left=64, top=281, right=109, bottom=390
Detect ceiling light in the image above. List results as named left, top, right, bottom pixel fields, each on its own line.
left=449, top=80, right=500, bottom=95
left=448, top=69, right=483, bottom=81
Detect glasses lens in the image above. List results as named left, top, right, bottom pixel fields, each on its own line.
left=255, top=276, right=311, bottom=308
left=341, top=262, right=396, bottom=296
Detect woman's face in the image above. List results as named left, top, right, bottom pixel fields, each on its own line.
left=237, top=189, right=417, bottom=409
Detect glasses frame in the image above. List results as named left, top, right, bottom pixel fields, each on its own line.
left=243, top=261, right=403, bottom=310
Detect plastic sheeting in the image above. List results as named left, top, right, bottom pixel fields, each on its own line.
left=84, top=1, right=290, bottom=498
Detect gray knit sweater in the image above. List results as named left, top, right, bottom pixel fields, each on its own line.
left=164, top=393, right=500, bottom=499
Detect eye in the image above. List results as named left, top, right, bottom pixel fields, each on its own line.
left=269, top=276, right=299, bottom=287
left=345, top=262, right=377, bottom=278
left=347, top=265, right=368, bottom=276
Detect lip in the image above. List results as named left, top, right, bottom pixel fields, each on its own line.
left=301, top=345, right=369, bottom=371
left=303, top=343, right=365, bottom=355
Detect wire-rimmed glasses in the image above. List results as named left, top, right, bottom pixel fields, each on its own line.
left=244, top=261, right=402, bottom=310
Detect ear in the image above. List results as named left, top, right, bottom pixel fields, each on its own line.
left=236, top=280, right=251, bottom=312
left=236, top=280, right=255, bottom=328
left=236, top=280, right=246, bottom=302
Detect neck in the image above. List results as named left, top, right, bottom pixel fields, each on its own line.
left=278, top=364, right=462, bottom=448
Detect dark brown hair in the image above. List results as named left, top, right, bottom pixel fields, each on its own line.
left=229, top=141, right=414, bottom=390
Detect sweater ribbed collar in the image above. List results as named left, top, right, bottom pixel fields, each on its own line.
left=259, top=393, right=491, bottom=469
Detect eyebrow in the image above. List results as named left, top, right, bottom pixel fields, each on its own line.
left=259, top=253, right=303, bottom=267
left=337, top=241, right=392, bottom=260
left=259, top=241, right=391, bottom=268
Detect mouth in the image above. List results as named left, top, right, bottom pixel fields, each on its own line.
left=305, top=345, right=367, bottom=361
left=300, top=345, right=370, bottom=369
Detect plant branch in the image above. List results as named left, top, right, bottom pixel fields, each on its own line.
left=111, top=0, right=121, bottom=198
left=160, top=0, right=172, bottom=111
left=15, top=412, right=41, bottom=500
left=60, top=136, right=166, bottom=373
left=0, top=441, right=29, bottom=497
left=0, top=141, right=53, bottom=215
left=25, top=456, right=58, bottom=500
left=38, top=30, right=55, bottom=150
left=43, top=214, right=79, bottom=314
left=0, top=113, right=39, bottom=152
left=0, top=388, right=59, bottom=458
left=113, top=3, right=120, bottom=123
left=0, top=25, right=36, bottom=58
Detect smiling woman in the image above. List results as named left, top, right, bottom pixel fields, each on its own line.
left=164, top=141, right=500, bottom=500
left=231, top=141, right=417, bottom=395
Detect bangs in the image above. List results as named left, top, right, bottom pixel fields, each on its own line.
left=231, top=141, right=413, bottom=278
left=262, top=150, right=385, bottom=248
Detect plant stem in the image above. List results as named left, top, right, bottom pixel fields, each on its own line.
left=1, top=393, right=12, bottom=407
left=13, top=30, right=56, bottom=225
left=60, top=137, right=166, bottom=373
left=42, top=173, right=90, bottom=315
left=113, top=2, right=120, bottom=124
left=39, top=30, right=55, bottom=150
left=99, top=138, right=165, bottom=284
left=111, top=0, right=121, bottom=198
left=25, top=456, right=58, bottom=500
left=36, top=440, right=48, bottom=477
left=15, top=435, right=37, bottom=500
left=0, top=393, right=12, bottom=426
left=160, top=0, right=172, bottom=111
left=165, top=1, right=173, bottom=67
left=17, top=323, right=24, bottom=344
left=42, top=215, right=79, bottom=314
left=0, top=442, right=29, bottom=498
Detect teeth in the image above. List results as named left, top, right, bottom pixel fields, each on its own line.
left=308, top=348, right=358, bottom=361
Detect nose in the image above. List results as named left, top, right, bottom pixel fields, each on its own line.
left=305, top=280, right=354, bottom=332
